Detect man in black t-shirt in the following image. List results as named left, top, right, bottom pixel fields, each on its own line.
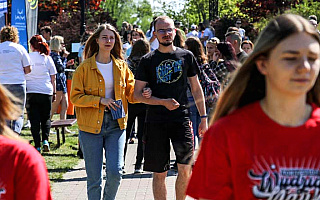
left=134, top=16, right=208, bottom=200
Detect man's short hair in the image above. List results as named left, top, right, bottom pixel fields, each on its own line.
left=40, top=26, right=52, bottom=36
left=153, top=16, right=174, bottom=30
left=225, top=31, right=242, bottom=47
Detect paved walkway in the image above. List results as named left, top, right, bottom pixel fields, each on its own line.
left=51, top=141, right=194, bottom=200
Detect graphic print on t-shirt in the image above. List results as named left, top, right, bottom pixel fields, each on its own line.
left=248, top=156, right=320, bottom=199
left=156, top=59, right=183, bottom=84
left=0, top=181, right=6, bottom=198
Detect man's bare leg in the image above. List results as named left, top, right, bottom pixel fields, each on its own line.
left=176, top=163, right=192, bottom=200
left=153, top=171, right=168, bottom=200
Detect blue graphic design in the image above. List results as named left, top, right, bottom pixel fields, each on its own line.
left=0, top=0, right=7, bottom=29
left=11, top=0, right=28, bottom=50
left=156, top=59, right=183, bottom=84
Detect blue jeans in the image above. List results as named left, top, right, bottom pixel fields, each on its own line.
left=3, top=84, right=26, bottom=134
left=79, top=112, right=125, bottom=200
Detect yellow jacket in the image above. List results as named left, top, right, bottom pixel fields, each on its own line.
left=70, top=53, right=136, bottom=133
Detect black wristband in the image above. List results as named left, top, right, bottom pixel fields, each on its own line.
left=200, top=115, right=208, bottom=119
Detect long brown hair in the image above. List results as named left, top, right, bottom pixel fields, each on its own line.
left=0, top=85, right=23, bottom=140
left=129, top=39, right=150, bottom=58
left=185, top=37, right=207, bottom=65
left=210, top=14, right=320, bottom=125
left=84, top=23, right=123, bottom=60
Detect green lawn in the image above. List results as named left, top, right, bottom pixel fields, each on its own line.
left=20, top=114, right=81, bottom=184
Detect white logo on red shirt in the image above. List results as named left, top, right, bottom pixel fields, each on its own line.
left=248, top=159, right=320, bottom=200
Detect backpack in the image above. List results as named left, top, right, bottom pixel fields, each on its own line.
left=198, top=63, right=220, bottom=107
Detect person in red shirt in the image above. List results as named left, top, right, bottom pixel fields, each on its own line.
left=0, top=84, right=52, bottom=200
left=187, top=14, right=320, bottom=200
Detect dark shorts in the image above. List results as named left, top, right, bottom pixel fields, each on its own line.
left=143, top=120, right=194, bottom=173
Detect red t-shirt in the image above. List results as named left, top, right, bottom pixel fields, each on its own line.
left=0, top=135, right=52, bottom=200
left=186, top=101, right=320, bottom=200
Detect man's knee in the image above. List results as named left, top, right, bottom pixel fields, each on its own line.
left=153, top=172, right=167, bottom=181
left=177, top=164, right=191, bottom=177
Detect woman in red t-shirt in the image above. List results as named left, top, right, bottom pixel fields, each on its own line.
left=187, top=14, right=320, bottom=200
left=0, top=84, right=52, bottom=200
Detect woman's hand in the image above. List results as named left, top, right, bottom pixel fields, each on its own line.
left=67, top=59, right=74, bottom=67
left=100, top=98, right=120, bottom=110
left=213, top=51, right=220, bottom=62
left=142, top=87, right=152, bottom=99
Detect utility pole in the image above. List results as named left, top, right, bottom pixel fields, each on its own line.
left=80, top=0, right=85, bottom=35
left=209, top=0, right=218, bottom=21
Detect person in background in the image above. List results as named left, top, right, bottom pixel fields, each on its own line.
left=206, top=37, right=220, bottom=63
left=241, top=40, right=254, bottom=55
left=210, top=41, right=237, bottom=88
left=200, top=20, right=214, bottom=47
left=0, top=26, right=32, bottom=134
left=174, top=20, right=186, bottom=39
left=40, top=26, right=53, bottom=45
left=78, top=32, right=93, bottom=63
left=78, top=23, right=96, bottom=63
left=225, top=30, right=248, bottom=63
left=235, top=19, right=245, bottom=39
left=173, top=28, right=185, bottom=48
left=124, top=39, right=150, bottom=174
left=182, top=27, right=188, bottom=35
left=70, top=23, right=144, bottom=200
left=184, top=37, right=211, bottom=148
left=26, top=35, right=57, bottom=153
left=50, top=36, right=74, bottom=133
left=187, top=14, right=320, bottom=200
left=186, top=24, right=198, bottom=38
left=0, top=84, right=52, bottom=200
left=125, top=28, right=146, bottom=58
left=148, top=18, right=160, bottom=51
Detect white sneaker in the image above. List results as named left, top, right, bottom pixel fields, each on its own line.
left=134, top=168, right=143, bottom=174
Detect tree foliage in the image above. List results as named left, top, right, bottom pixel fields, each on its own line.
left=100, top=0, right=153, bottom=32
left=238, top=0, right=299, bottom=22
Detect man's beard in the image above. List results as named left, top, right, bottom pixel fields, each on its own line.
left=159, top=41, right=172, bottom=46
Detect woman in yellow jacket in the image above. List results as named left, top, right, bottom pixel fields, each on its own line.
left=70, top=24, right=136, bottom=200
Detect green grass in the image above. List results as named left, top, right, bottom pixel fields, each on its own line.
left=20, top=114, right=81, bottom=184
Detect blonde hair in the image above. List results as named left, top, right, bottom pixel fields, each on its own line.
left=0, top=26, right=19, bottom=43
left=84, top=23, right=123, bottom=60
left=210, top=14, right=320, bottom=125
left=50, top=35, right=64, bottom=52
left=0, top=85, right=24, bottom=140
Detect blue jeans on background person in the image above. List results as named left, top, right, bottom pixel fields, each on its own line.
left=79, top=112, right=125, bottom=200
left=3, top=84, right=26, bottom=134
left=188, top=96, right=201, bottom=149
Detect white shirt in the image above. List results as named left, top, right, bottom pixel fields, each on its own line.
left=26, top=52, right=57, bottom=95
left=96, top=61, right=114, bottom=99
left=239, top=28, right=245, bottom=38
left=148, top=26, right=159, bottom=51
left=203, top=28, right=214, bottom=46
left=186, top=30, right=198, bottom=38
left=0, top=41, right=32, bottom=84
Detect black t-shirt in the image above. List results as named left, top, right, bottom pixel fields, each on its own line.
left=135, top=47, right=200, bottom=122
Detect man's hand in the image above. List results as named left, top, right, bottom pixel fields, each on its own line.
left=162, top=98, right=180, bottom=111
left=198, top=118, right=208, bottom=137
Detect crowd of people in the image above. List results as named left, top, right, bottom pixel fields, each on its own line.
left=0, top=12, right=320, bottom=200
